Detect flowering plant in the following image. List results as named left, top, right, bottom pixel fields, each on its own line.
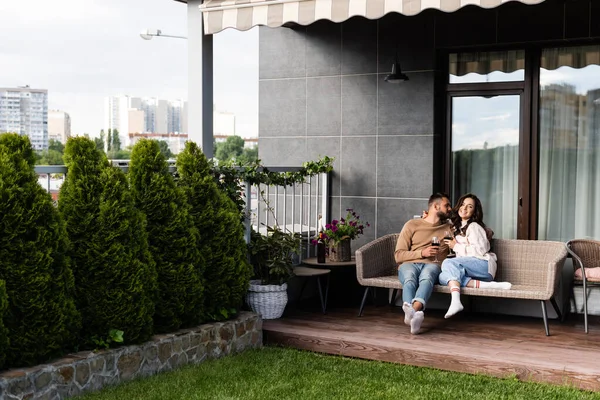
left=312, top=209, right=370, bottom=246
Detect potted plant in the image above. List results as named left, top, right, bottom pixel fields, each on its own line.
left=246, top=226, right=301, bottom=319
left=320, top=209, right=370, bottom=262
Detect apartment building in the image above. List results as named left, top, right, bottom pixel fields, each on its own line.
left=0, top=86, right=48, bottom=150
left=48, top=110, right=71, bottom=143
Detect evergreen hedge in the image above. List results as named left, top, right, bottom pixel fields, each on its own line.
left=0, top=280, right=9, bottom=369
left=176, top=142, right=251, bottom=321
left=129, top=139, right=204, bottom=332
left=0, top=133, right=80, bottom=367
left=59, top=137, right=156, bottom=345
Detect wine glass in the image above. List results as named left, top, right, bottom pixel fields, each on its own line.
left=431, top=236, right=440, bottom=262
left=444, top=230, right=454, bottom=257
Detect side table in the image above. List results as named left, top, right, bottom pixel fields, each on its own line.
left=301, top=257, right=363, bottom=307
left=293, top=266, right=330, bottom=314
left=302, top=257, right=356, bottom=269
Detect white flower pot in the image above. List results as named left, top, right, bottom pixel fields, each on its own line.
left=245, top=280, right=288, bottom=319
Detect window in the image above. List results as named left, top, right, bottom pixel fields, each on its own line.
left=538, top=45, right=600, bottom=241
left=447, top=50, right=525, bottom=239
left=446, top=45, right=600, bottom=241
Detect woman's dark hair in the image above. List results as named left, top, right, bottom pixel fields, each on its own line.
left=451, top=193, right=486, bottom=236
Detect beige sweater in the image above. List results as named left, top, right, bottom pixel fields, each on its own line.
left=394, top=219, right=450, bottom=265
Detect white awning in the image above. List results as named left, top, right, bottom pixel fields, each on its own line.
left=200, top=0, right=546, bottom=35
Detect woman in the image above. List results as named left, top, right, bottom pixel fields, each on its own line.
left=439, top=193, right=511, bottom=319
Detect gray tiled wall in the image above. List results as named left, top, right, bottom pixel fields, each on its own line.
left=259, top=14, right=436, bottom=249
left=258, top=0, right=600, bottom=249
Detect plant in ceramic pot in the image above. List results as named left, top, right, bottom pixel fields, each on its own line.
left=246, top=226, right=301, bottom=319
left=321, top=209, right=370, bottom=262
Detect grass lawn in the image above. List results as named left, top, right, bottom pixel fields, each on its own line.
left=80, top=346, right=600, bottom=400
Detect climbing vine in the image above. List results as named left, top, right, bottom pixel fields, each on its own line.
left=211, top=156, right=334, bottom=216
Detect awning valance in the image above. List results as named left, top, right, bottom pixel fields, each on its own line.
left=200, top=0, right=545, bottom=35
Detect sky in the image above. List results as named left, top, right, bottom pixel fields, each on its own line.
left=0, top=0, right=259, bottom=138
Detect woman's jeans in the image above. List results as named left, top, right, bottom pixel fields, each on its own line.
left=398, top=263, right=440, bottom=309
left=439, top=257, right=492, bottom=287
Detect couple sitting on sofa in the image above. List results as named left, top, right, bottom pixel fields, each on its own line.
left=395, top=192, right=512, bottom=335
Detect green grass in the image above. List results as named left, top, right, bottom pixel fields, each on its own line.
left=80, top=347, right=600, bottom=400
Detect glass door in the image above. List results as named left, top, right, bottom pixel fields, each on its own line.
left=449, top=94, right=522, bottom=239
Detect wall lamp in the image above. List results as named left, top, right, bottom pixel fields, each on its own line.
left=384, top=54, right=409, bottom=83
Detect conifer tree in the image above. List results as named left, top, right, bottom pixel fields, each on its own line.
left=59, top=137, right=156, bottom=345
left=0, top=280, right=9, bottom=369
left=177, top=142, right=251, bottom=321
left=0, top=133, right=80, bottom=367
left=129, top=139, right=203, bottom=332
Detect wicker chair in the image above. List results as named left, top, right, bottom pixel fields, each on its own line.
left=355, top=234, right=568, bottom=335
left=566, top=239, right=600, bottom=333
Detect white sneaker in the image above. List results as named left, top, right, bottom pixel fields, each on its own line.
left=402, top=302, right=414, bottom=326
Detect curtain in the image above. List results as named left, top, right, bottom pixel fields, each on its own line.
left=449, top=50, right=525, bottom=77
left=537, top=45, right=600, bottom=241
left=541, top=45, right=600, bottom=71
left=453, top=146, right=518, bottom=239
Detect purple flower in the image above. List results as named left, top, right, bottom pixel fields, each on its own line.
left=325, top=224, right=331, bottom=229
left=332, top=220, right=338, bottom=225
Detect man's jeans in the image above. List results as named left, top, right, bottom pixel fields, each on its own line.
left=398, top=263, right=440, bottom=309
left=439, top=257, right=492, bottom=287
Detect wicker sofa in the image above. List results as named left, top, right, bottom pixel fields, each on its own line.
left=355, top=234, right=568, bottom=335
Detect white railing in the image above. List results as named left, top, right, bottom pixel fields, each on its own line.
left=244, top=170, right=331, bottom=261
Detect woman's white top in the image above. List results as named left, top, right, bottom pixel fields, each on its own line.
left=453, top=221, right=498, bottom=278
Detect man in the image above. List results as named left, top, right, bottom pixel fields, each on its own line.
left=395, top=193, right=452, bottom=334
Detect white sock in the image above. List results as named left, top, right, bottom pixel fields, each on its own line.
left=445, top=287, right=464, bottom=319
left=410, top=311, right=424, bottom=334
left=478, top=281, right=512, bottom=290
left=402, top=302, right=414, bottom=326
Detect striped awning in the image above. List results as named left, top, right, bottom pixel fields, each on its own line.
left=200, top=0, right=545, bottom=35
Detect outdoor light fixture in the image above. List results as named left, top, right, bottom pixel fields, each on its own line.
left=140, top=29, right=187, bottom=40
left=384, top=54, right=409, bottom=83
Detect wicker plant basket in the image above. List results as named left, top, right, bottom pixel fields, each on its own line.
left=245, top=280, right=288, bottom=319
left=329, top=239, right=352, bottom=262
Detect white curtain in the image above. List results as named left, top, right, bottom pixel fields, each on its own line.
left=453, top=146, right=518, bottom=239
left=538, top=45, right=600, bottom=241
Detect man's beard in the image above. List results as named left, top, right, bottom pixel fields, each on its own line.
left=436, top=210, right=450, bottom=220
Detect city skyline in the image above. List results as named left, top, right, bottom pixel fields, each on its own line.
left=0, top=0, right=259, bottom=139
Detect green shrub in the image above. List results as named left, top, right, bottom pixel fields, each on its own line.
left=176, top=142, right=252, bottom=321
left=0, top=280, right=9, bottom=369
left=59, top=137, right=156, bottom=345
left=0, top=133, right=80, bottom=367
left=249, top=227, right=301, bottom=285
left=129, top=139, right=203, bottom=332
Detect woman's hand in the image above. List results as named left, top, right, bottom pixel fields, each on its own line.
left=444, top=238, right=456, bottom=249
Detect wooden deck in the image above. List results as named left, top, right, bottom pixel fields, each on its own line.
left=263, top=306, right=600, bottom=391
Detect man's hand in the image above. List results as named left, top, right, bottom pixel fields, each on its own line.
left=421, top=246, right=439, bottom=258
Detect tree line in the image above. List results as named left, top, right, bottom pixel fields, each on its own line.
left=35, top=131, right=258, bottom=165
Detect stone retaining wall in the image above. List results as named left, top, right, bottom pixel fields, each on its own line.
left=0, top=311, right=262, bottom=400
